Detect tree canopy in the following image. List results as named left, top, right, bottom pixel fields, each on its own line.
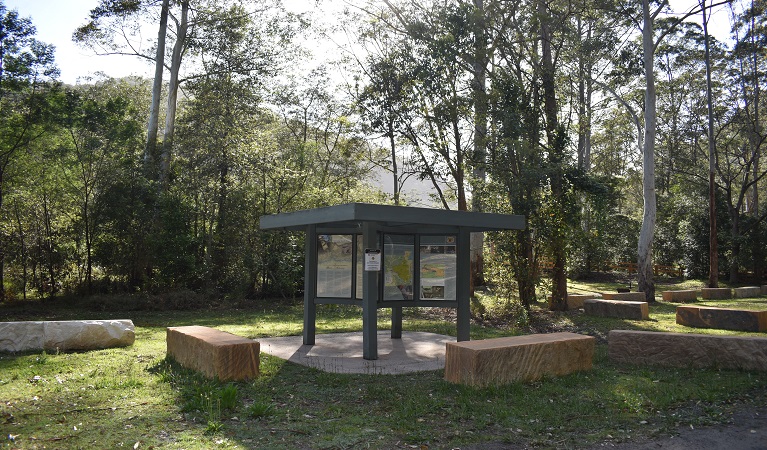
left=0, top=0, right=765, bottom=310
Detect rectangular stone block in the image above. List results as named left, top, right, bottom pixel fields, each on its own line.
left=547, top=293, right=600, bottom=309
left=676, top=305, right=767, bottom=332
left=0, top=321, right=44, bottom=352
left=733, top=286, right=761, bottom=298
left=584, top=299, right=649, bottom=320
left=608, top=330, right=767, bottom=371
left=661, top=290, right=698, bottom=302
left=701, top=287, right=732, bottom=299
left=167, top=326, right=259, bottom=381
left=567, top=294, right=600, bottom=309
left=444, top=332, right=594, bottom=387
left=762, top=285, right=767, bottom=295
left=601, top=292, right=646, bottom=301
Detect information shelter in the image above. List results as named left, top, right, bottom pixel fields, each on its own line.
left=260, top=203, right=526, bottom=360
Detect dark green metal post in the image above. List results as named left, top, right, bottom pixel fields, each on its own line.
left=303, top=225, right=317, bottom=345
left=457, top=228, right=471, bottom=341
left=362, top=221, right=379, bottom=359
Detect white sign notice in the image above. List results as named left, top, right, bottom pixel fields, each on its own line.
left=364, top=248, right=381, bottom=271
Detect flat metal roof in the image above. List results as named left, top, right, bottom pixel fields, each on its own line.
left=259, top=203, right=525, bottom=232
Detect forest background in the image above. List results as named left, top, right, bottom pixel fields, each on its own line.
left=1, top=0, right=765, bottom=312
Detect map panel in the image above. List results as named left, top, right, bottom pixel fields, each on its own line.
left=383, top=234, right=414, bottom=300
left=419, top=235, right=456, bottom=300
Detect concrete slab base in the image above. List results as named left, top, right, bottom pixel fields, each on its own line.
left=258, top=331, right=453, bottom=375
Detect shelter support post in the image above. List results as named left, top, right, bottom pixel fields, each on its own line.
left=457, top=228, right=471, bottom=341
left=303, top=225, right=317, bottom=346
left=362, top=221, right=379, bottom=359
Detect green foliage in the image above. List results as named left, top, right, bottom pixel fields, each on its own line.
left=4, top=0, right=767, bottom=305
left=245, top=400, right=274, bottom=419
left=568, top=174, right=640, bottom=277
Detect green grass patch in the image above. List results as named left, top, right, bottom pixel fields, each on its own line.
left=1, top=287, right=766, bottom=449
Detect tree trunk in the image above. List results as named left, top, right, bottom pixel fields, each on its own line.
left=513, top=227, right=537, bottom=309
left=637, top=0, right=658, bottom=303
left=42, top=193, right=56, bottom=299
left=470, top=0, right=488, bottom=290
left=538, top=0, right=567, bottom=310
left=701, top=0, right=719, bottom=288
left=144, top=0, right=169, bottom=175
left=749, top=4, right=762, bottom=280
left=388, top=122, right=400, bottom=205
left=729, top=207, right=740, bottom=283
left=0, top=169, right=5, bottom=301
left=577, top=17, right=594, bottom=275
left=13, top=200, right=26, bottom=300
left=84, top=193, right=93, bottom=295
left=159, top=0, right=188, bottom=191
left=454, top=118, right=467, bottom=212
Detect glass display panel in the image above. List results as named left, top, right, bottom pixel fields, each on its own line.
left=383, top=234, right=414, bottom=300
left=317, top=234, right=353, bottom=298
left=420, top=235, right=457, bottom=300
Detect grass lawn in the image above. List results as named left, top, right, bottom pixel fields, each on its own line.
left=1, top=284, right=766, bottom=449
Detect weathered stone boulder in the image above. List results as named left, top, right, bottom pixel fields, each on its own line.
left=584, top=298, right=649, bottom=320
left=0, top=321, right=44, bottom=352
left=701, top=287, right=731, bottom=300
left=0, top=320, right=135, bottom=353
left=167, top=326, right=259, bottom=381
left=444, top=332, right=594, bottom=387
left=601, top=292, right=646, bottom=301
left=661, top=290, right=698, bottom=302
left=676, top=305, right=767, bottom=332
left=608, top=330, right=767, bottom=371
left=733, top=286, right=761, bottom=298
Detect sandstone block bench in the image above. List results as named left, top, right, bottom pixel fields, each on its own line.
left=584, top=299, right=649, bottom=320
left=0, top=319, right=135, bottom=352
left=608, top=330, right=767, bottom=371
left=444, top=332, right=594, bottom=387
left=547, top=293, right=601, bottom=309
left=701, top=287, right=731, bottom=300
left=661, top=290, right=698, bottom=302
left=733, top=286, right=761, bottom=298
left=601, top=292, right=646, bottom=301
left=676, top=305, right=767, bottom=332
left=167, top=326, right=259, bottom=381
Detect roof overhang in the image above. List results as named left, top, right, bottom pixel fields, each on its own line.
left=260, top=203, right=525, bottom=232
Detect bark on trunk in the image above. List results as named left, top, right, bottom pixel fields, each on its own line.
left=389, top=122, right=399, bottom=205
left=144, top=0, right=169, bottom=175
left=729, top=207, right=741, bottom=283
left=159, top=0, right=188, bottom=191
left=702, top=1, right=719, bottom=288
left=637, top=0, right=658, bottom=303
left=470, top=0, right=487, bottom=290
left=539, top=0, right=567, bottom=310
